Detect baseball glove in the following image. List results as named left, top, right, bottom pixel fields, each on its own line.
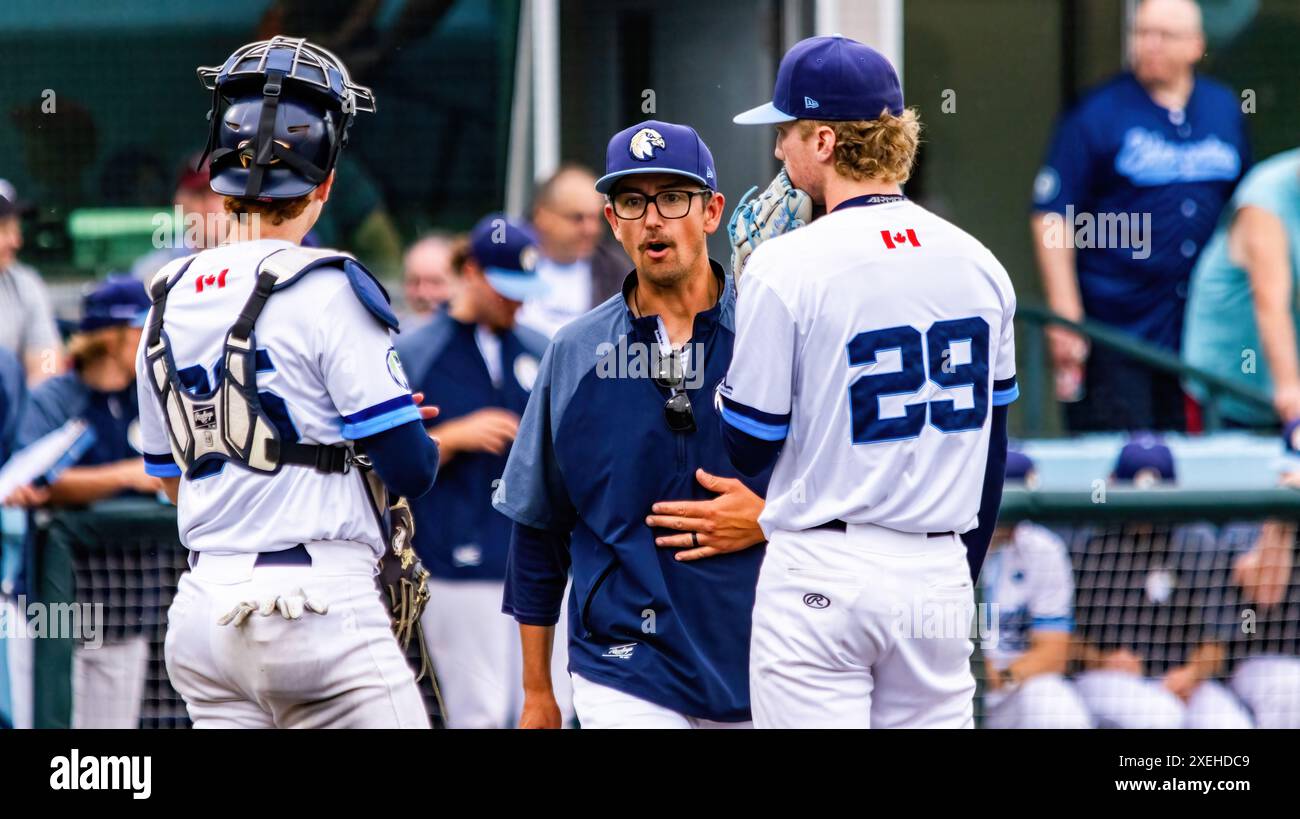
left=727, top=168, right=813, bottom=283
left=377, top=497, right=431, bottom=673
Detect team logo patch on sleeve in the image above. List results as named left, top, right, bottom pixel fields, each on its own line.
left=1033, top=167, right=1059, bottom=204
left=386, top=347, right=410, bottom=390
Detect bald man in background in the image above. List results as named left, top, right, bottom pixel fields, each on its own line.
left=1030, top=0, right=1249, bottom=432
left=518, top=164, right=630, bottom=337
left=401, top=233, right=459, bottom=326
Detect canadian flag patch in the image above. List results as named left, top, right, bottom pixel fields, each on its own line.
left=880, top=229, right=921, bottom=249
left=196, top=268, right=229, bottom=293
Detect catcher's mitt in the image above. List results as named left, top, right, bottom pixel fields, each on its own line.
left=727, top=168, right=813, bottom=283
left=377, top=497, right=432, bottom=677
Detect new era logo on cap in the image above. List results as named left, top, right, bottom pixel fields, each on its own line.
left=734, top=35, right=904, bottom=125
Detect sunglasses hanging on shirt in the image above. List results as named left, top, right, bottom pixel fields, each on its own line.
left=653, top=345, right=696, bottom=434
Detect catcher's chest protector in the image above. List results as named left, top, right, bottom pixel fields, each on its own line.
left=144, top=247, right=364, bottom=479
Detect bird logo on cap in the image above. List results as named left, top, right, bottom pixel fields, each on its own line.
left=629, top=128, right=666, bottom=161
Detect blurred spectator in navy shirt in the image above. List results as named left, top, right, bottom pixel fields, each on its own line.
left=1030, top=0, right=1249, bottom=432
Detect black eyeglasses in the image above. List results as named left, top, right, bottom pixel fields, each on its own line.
left=654, top=348, right=696, bottom=433
left=611, top=189, right=712, bottom=220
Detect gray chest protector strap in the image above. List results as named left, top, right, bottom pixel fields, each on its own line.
left=144, top=249, right=356, bottom=478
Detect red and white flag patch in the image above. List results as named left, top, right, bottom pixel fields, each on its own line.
left=196, top=268, right=229, bottom=293
left=880, top=229, right=921, bottom=249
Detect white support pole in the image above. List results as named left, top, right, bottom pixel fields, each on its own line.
left=1123, top=0, right=1139, bottom=67
left=814, top=0, right=839, bottom=38
left=531, top=0, right=560, bottom=185
left=505, top=0, right=534, bottom=218
left=820, top=0, right=904, bottom=84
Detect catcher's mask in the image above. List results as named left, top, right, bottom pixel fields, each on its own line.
left=196, top=36, right=376, bottom=201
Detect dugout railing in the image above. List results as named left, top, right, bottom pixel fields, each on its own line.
left=1015, top=304, right=1276, bottom=435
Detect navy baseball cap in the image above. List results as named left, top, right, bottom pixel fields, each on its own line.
left=1113, top=435, right=1176, bottom=485
left=468, top=214, right=549, bottom=302
left=595, top=120, right=718, bottom=194
left=80, top=276, right=151, bottom=332
left=1004, top=449, right=1037, bottom=486
left=735, top=35, right=904, bottom=125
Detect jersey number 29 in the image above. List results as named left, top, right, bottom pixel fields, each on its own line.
left=846, top=317, right=989, bottom=444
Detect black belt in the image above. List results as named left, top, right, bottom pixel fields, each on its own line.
left=188, top=543, right=313, bottom=569
left=812, top=519, right=954, bottom=538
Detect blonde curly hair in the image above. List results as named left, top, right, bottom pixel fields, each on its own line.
left=798, top=107, right=922, bottom=185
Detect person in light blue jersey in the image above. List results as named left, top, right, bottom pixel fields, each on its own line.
left=1183, top=149, right=1300, bottom=428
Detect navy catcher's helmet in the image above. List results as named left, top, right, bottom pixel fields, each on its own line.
left=196, top=36, right=376, bottom=201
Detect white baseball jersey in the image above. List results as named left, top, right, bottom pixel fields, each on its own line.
left=135, top=239, right=420, bottom=556
left=721, top=197, right=1018, bottom=535
left=980, top=522, right=1075, bottom=670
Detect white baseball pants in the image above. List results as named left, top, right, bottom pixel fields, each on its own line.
left=570, top=672, right=752, bottom=729
left=749, top=523, right=977, bottom=728
left=419, top=577, right=574, bottom=728
left=73, top=636, right=149, bottom=729
left=982, top=673, right=1093, bottom=729
left=164, top=541, right=429, bottom=728
left=1231, top=655, right=1300, bottom=729
left=1075, top=670, right=1253, bottom=729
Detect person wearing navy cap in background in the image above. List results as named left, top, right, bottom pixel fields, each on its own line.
left=980, top=450, right=1092, bottom=728
left=397, top=214, right=575, bottom=728
left=1031, top=0, right=1249, bottom=432
left=496, top=119, right=772, bottom=728
left=1112, top=433, right=1179, bottom=488
left=9, top=276, right=164, bottom=729
left=1070, top=436, right=1253, bottom=728
left=725, top=35, right=1016, bottom=728
left=14, top=277, right=161, bottom=509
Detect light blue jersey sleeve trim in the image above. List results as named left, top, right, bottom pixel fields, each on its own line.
left=1031, top=615, right=1073, bottom=632
left=144, top=453, right=183, bottom=479
left=720, top=405, right=789, bottom=441
left=341, top=403, right=422, bottom=440
left=992, top=384, right=1020, bottom=406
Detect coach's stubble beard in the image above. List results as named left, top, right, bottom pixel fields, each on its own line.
left=636, top=238, right=705, bottom=292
